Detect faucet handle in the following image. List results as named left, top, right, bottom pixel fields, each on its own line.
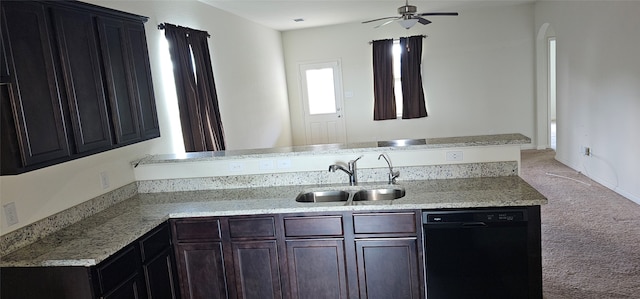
left=390, top=170, right=400, bottom=184
left=348, top=155, right=363, bottom=167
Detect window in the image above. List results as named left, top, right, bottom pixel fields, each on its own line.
left=305, top=67, right=337, bottom=115
left=372, top=35, right=426, bottom=121
left=392, top=40, right=403, bottom=117
left=161, top=23, right=225, bottom=152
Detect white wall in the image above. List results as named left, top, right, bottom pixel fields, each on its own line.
left=0, top=0, right=291, bottom=235
left=535, top=1, right=640, bottom=204
left=283, top=4, right=536, bottom=146
left=86, top=0, right=293, bottom=151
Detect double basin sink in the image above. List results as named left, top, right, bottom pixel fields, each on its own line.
left=296, top=186, right=406, bottom=203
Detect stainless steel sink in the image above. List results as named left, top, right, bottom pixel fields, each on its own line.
left=377, top=138, right=426, bottom=147
left=352, top=187, right=406, bottom=201
left=295, top=190, right=350, bottom=202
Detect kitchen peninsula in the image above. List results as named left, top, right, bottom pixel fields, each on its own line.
left=0, top=133, right=546, bottom=299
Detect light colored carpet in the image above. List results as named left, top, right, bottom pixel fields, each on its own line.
left=520, top=149, right=640, bottom=298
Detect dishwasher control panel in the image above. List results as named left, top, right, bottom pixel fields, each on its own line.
left=423, top=209, right=527, bottom=223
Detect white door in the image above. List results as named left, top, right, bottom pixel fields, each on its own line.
left=299, top=61, right=347, bottom=145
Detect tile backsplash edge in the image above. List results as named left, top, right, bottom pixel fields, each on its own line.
left=138, top=161, right=518, bottom=193
left=0, top=182, right=138, bottom=257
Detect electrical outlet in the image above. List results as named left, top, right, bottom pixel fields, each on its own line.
left=581, top=146, right=591, bottom=156
left=229, top=162, right=244, bottom=172
left=277, top=159, right=292, bottom=169
left=100, top=171, right=110, bottom=189
left=259, top=160, right=275, bottom=170
left=446, top=151, right=464, bottom=161
left=3, top=202, right=19, bottom=226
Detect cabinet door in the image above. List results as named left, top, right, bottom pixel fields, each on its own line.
left=125, top=22, right=159, bottom=140
left=143, top=248, right=179, bottom=299
left=355, top=239, right=421, bottom=299
left=140, top=222, right=179, bottom=299
left=0, top=1, right=70, bottom=166
left=51, top=7, right=113, bottom=153
left=232, top=240, right=283, bottom=299
left=102, top=273, right=146, bottom=299
left=286, top=239, right=348, bottom=299
left=0, top=25, right=8, bottom=83
left=175, top=242, right=229, bottom=299
left=96, top=17, right=141, bottom=145
left=96, top=245, right=142, bottom=295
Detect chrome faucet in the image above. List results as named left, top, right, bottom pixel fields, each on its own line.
left=378, top=153, right=400, bottom=184
left=329, top=155, right=363, bottom=186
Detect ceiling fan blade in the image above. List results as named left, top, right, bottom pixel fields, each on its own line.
left=416, top=17, right=432, bottom=25
left=375, top=19, right=399, bottom=28
left=362, top=16, right=399, bottom=24
left=417, top=12, right=459, bottom=17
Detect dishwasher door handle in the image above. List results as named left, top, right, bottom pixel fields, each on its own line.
left=461, top=222, right=487, bottom=227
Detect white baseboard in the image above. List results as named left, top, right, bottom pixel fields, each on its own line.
left=555, top=156, right=640, bottom=206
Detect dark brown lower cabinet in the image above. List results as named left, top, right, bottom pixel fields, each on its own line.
left=352, top=211, right=424, bottom=299
left=174, top=242, right=229, bottom=299
left=95, top=244, right=146, bottom=298
left=143, top=248, right=179, bottom=299
left=355, top=239, right=421, bottom=299
left=170, top=210, right=424, bottom=299
left=231, top=240, right=283, bottom=299
left=102, top=273, right=146, bottom=299
left=0, top=221, right=178, bottom=299
left=285, top=239, right=349, bottom=299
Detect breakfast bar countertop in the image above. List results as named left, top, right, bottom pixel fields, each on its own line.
left=0, top=176, right=546, bottom=268
left=135, top=133, right=531, bottom=165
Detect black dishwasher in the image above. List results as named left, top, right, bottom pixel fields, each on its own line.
left=423, top=209, right=529, bottom=299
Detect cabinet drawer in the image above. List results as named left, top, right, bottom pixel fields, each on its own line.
left=353, top=212, right=417, bottom=235
left=96, top=245, right=140, bottom=294
left=284, top=215, right=343, bottom=237
left=229, top=216, right=276, bottom=239
left=140, top=222, right=171, bottom=262
left=173, top=218, right=221, bottom=242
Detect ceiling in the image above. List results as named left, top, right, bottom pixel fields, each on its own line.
left=197, top=0, right=535, bottom=31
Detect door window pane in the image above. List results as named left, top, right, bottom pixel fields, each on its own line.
left=306, top=68, right=336, bottom=115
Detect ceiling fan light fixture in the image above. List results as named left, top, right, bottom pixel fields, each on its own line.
left=398, top=18, right=419, bottom=29
left=362, top=0, right=458, bottom=29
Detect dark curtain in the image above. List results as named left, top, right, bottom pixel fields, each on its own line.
left=372, top=39, right=396, bottom=120
left=400, top=36, right=427, bottom=119
left=164, top=23, right=225, bottom=152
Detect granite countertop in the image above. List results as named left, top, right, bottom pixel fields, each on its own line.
left=0, top=176, right=546, bottom=268
left=136, top=133, right=531, bottom=164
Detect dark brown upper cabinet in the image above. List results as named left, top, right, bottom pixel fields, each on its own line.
left=97, top=17, right=143, bottom=145
left=126, top=22, right=160, bottom=140
left=1, top=1, right=71, bottom=170
left=0, top=0, right=160, bottom=175
left=52, top=6, right=113, bottom=153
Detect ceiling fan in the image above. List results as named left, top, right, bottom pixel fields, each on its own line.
left=362, top=0, right=458, bottom=29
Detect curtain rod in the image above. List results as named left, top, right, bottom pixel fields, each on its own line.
left=369, top=35, right=426, bottom=45
left=157, top=22, right=211, bottom=38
